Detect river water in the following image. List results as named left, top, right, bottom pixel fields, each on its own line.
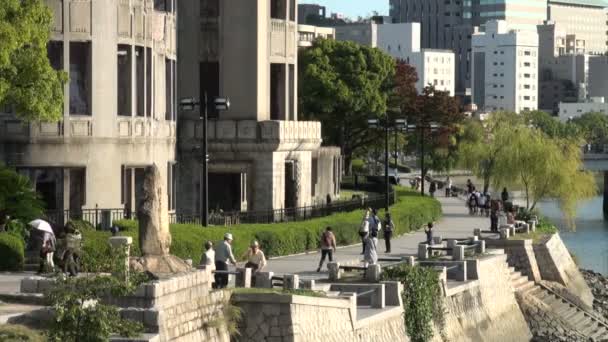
left=537, top=196, right=608, bottom=276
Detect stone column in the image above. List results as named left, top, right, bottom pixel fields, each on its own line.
left=365, top=264, right=382, bottom=282
left=453, top=245, right=465, bottom=261
left=108, top=236, right=133, bottom=281
left=447, top=240, right=458, bottom=256
left=255, top=271, right=274, bottom=288
left=283, top=274, right=299, bottom=290
left=418, top=244, right=429, bottom=260
left=476, top=240, right=486, bottom=254
left=328, top=262, right=341, bottom=280
left=236, top=268, right=252, bottom=288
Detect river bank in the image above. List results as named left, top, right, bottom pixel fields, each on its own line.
left=581, top=268, right=608, bottom=321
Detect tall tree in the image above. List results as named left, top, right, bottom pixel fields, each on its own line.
left=299, top=39, right=396, bottom=173
left=0, top=0, right=66, bottom=122
left=570, top=112, right=608, bottom=147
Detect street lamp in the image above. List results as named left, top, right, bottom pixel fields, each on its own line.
left=406, top=122, right=440, bottom=196
left=367, top=117, right=408, bottom=212
left=179, top=94, right=230, bottom=227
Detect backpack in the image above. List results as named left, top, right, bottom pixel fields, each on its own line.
left=323, top=232, right=332, bottom=247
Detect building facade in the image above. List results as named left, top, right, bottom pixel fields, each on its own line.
left=335, top=23, right=455, bottom=95
left=298, top=24, right=335, bottom=48
left=472, top=21, right=539, bottom=113
left=0, top=0, right=178, bottom=218
left=538, top=53, right=588, bottom=113
left=177, top=0, right=341, bottom=215
left=298, top=3, right=326, bottom=24
left=558, top=97, right=608, bottom=121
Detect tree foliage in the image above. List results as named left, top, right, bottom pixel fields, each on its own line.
left=0, top=0, right=66, bottom=122
left=299, top=39, right=396, bottom=173
left=569, top=112, right=608, bottom=147
left=0, top=165, right=44, bottom=224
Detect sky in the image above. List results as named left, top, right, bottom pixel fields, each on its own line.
left=299, top=0, right=389, bottom=19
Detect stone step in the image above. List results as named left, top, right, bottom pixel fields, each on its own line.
left=508, top=266, right=515, bottom=273
left=555, top=303, right=575, bottom=316
left=563, top=308, right=583, bottom=321
left=515, top=281, right=535, bottom=293
left=524, top=286, right=542, bottom=297
left=510, top=271, right=522, bottom=280
left=569, top=312, right=588, bottom=327
left=591, top=327, right=607, bottom=340
left=580, top=320, right=600, bottom=336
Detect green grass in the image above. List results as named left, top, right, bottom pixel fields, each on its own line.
left=509, top=219, right=558, bottom=242
left=339, top=189, right=374, bottom=200
left=231, top=288, right=326, bottom=297
left=81, top=187, right=441, bottom=269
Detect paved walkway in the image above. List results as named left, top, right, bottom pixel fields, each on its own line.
left=265, top=195, right=489, bottom=278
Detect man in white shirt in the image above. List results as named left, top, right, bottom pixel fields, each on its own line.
left=214, top=233, right=237, bottom=289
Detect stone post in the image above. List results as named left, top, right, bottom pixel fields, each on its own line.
left=283, top=274, right=300, bottom=290
left=328, top=262, right=341, bottom=281
left=499, top=227, right=510, bottom=239
left=236, top=268, right=252, bottom=288
left=473, top=228, right=481, bottom=238
left=432, top=235, right=442, bottom=245
left=365, top=264, right=382, bottom=282
left=523, top=223, right=530, bottom=234
left=447, top=240, right=458, bottom=256
left=370, top=285, right=386, bottom=309
left=255, top=271, right=274, bottom=288
left=108, top=236, right=133, bottom=281
left=471, top=236, right=479, bottom=242
left=302, top=279, right=315, bottom=290
left=418, top=244, right=429, bottom=260
left=453, top=245, right=465, bottom=261
left=509, top=226, right=516, bottom=237
left=528, top=220, right=536, bottom=232
left=404, top=256, right=416, bottom=266
left=476, top=240, right=486, bottom=254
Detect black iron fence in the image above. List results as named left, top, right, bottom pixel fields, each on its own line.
left=43, top=189, right=395, bottom=228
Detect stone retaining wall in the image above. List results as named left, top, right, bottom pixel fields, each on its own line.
left=484, top=239, right=541, bottom=281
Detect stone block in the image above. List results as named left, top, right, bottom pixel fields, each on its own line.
left=432, top=235, right=442, bottom=244
left=476, top=240, right=486, bottom=254
left=108, top=236, right=133, bottom=249
left=144, top=309, right=161, bottom=327
left=365, top=264, right=382, bottom=283
left=236, top=268, right=252, bottom=288
left=327, top=262, right=341, bottom=281
left=453, top=245, right=465, bottom=261
left=418, top=244, right=429, bottom=260
left=370, top=285, right=386, bottom=309
left=302, top=279, right=315, bottom=290
left=446, top=240, right=458, bottom=256
left=20, top=277, right=40, bottom=293
left=500, top=227, right=510, bottom=239
left=283, top=274, right=299, bottom=290
left=255, top=272, right=274, bottom=288
left=471, top=236, right=478, bottom=242
left=528, top=220, right=536, bottom=232
left=380, top=281, right=402, bottom=306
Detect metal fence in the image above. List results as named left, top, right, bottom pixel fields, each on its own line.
left=43, top=189, right=395, bottom=228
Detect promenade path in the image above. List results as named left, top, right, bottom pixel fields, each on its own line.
left=264, top=195, right=489, bottom=279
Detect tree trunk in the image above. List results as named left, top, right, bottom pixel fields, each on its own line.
left=344, top=153, right=353, bottom=176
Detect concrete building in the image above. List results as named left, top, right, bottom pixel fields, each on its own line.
left=335, top=23, right=455, bottom=95
left=177, top=0, right=341, bottom=214
left=0, top=0, right=177, bottom=217
left=472, top=21, right=539, bottom=113
left=538, top=54, right=588, bottom=114
left=298, top=3, right=326, bottom=24
left=298, top=25, right=335, bottom=48
left=587, top=56, right=608, bottom=101
left=558, top=97, right=608, bottom=121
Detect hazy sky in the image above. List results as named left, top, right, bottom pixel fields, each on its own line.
left=299, top=0, right=389, bottom=19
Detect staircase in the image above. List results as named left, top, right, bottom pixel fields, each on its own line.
left=509, top=267, right=608, bottom=341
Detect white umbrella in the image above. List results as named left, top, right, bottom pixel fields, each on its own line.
left=29, top=219, right=54, bottom=235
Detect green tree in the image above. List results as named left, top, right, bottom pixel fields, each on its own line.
left=299, top=39, right=396, bottom=174
left=570, top=112, right=608, bottom=147
left=0, top=0, right=66, bottom=122
left=522, top=110, right=578, bottom=139
left=0, top=165, right=44, bottom=224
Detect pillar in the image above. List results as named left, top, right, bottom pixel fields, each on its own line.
left=283, top=274, right=300, bottom=290
left=236, top=268, right=252, bottom=288
left=255, top=271, right=274, bottom=288
left=328, top=262, right=341, bottom=281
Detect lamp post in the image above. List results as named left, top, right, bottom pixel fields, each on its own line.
left=406, top=122, right=439, bottom=196
left=179, top=94, right=230, bottom=227
left=368, top=117, right=407, bottom=211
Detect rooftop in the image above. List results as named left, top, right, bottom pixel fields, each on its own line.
left=550, top=0, right=608, bottom=8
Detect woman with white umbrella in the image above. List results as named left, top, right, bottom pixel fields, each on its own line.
left=29, top=219, right=56, bottom=273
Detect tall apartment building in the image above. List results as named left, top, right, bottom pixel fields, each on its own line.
left=472, top=21, right=539, bottom=113
left=335, top=23, right=455, bottom=95
left=0, top=0, right=178, bottom=218
left=390, top=0, right=547, bottom=96
left=177, top=0, right=341, bottom=214
left=547, top=0, right=608, bottom=55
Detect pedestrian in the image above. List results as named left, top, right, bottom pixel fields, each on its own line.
left=445, top=176, right=452, bottom=197
left=317, top=226, right=336, bottom=272
left=362, top=230, right=378, bottom=266
left=383, top=212, right=394, bottom=253
left=38, top=230, right=56, bottom=274
left=501, top=187, right=509, bottom=203
left=466, top=179, right=474, bottom=194
left=468, top=191, right=478, bottom=215
left=429, top=181, right=437, bottom=197
left=359, top=210, right=370, bottom=254
left=370, top=208, right=382, bottom=238
left=477, top=192, right=486, bottom=216
left=484, top=193, right=492, bottom=217
left=424, top=222, right=434, bottom=245
left=199, top=241, right=215, bottom=272
left=244, top=240, right=266, bottom=281
left=214, top=233, right=237, bottom=289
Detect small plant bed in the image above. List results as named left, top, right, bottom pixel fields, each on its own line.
left=232, top=288, right=326, bottom=298
left=509, top=218, right=558, bottom=242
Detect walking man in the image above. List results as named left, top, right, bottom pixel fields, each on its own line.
left=317, top=227, right=336, bottom=272
left=383, top=213, right=394, bottom=253
left=214, top=233, right=237, bottom=289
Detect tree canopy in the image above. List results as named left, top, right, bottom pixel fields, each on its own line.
left=0, top=0, right=66, bottom=122
left=299, top=39, right=396, bottom=172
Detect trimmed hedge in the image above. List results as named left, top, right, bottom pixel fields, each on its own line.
left=0, top=233, right=25, bottom=271
left=81, top=187, right=441, bottom=265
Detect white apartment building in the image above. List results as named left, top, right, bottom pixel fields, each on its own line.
left=472, top=21, right=539, bottom=113
left=336, top=23, right=455, bottom=96
left=558, top=97, right=608, bottom=121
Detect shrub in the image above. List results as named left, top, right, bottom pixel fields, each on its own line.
left=82, top=187, right=441, bottom=265
left=0, top=165, right=44, bottom=223
left=351, top=158, right=366, bottom=174
left=0, top=233, right=25, bottom=271
left=0, top=324, right=44, bottom=342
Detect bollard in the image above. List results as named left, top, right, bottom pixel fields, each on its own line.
left=404, top=256, right=416, bottom=266
left=283, top=274, right=300, bottom=290
left=255, top=271, right=274, bottom=288
left=108, top=236, right=133, bottom=282
left=524, top=223, right=530, bottom=234
left=328, top=262, right=342, bottom=281
left=432, top=235, right=442, bottom=245
left=509, top=226, right=516, bottom=237
left=236, top=268, right=252, bottom=288
left=476, top=240, right=486, bottom=254
left=302, top=279, right=316, bottom=290
left=471, top=236, right=479, bottom=242
left=447, top=240, right=458, bottom=256
left=453, top=245, right=465, bottom=261
left=365, top=264, right=382, bottom=282
left=370, top=285, right=386, bottom=309
left=473, top=228, right=481, bottom=237
left=456, top=262, right=468, bottom=281
left=418, top=244, right=429, bottom=260
left=499, top=227, right=510, bottom=240
left=528, top=220, right=536, bottom=232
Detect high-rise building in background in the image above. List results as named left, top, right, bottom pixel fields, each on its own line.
left=0, top=0, right=178, bottom=222
left=472, top=21, right=539, bottom=113
left=335, top=23, right=455, bottom=96
left=177, top=0, right=341, bottom=215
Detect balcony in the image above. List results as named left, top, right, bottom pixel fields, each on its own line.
left=270, top=19, right=296, bottom=61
